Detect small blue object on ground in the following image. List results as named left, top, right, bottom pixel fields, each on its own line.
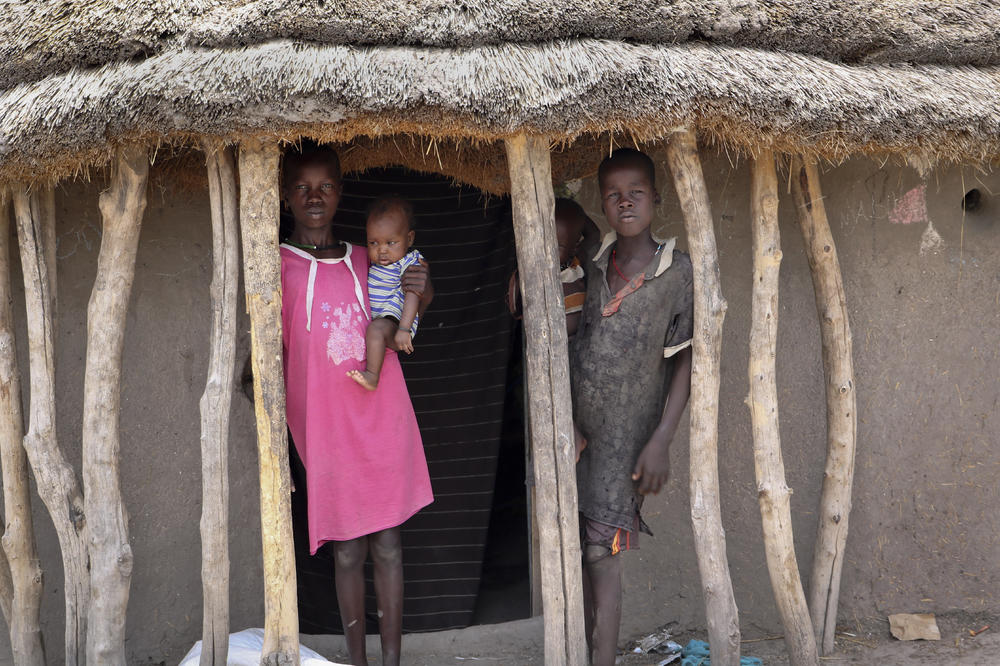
left=680, top=639, right=763, bottom=666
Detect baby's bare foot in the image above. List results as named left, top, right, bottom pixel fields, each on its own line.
left=347, top=369, right=379, bottom=391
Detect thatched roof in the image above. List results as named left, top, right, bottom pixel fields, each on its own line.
left=1, top=3, right=999, bottom=188
left=4, top=1, right=999, bottom=91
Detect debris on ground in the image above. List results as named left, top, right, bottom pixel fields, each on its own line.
left=627, top=622, right=682, bottom=656
left=680, top=639, right=762, bottom=666
left=179, top=628, right=345, bottom=665
left=888, top=613, right=941, bottom=641
left=835, top=632, right=877, bottom=648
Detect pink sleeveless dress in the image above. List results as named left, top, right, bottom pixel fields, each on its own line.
left=281, top=243, right=433, bottom=554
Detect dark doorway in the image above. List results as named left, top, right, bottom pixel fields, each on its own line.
left=470, top=320, right=532, bottom=625
left=288, top=167, right=531, bottom=634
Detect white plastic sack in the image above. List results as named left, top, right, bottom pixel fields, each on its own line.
left=179, top=628, right=347, bottom=665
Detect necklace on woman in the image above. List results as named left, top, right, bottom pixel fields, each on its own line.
left=285, top=239, right=341, bottom=251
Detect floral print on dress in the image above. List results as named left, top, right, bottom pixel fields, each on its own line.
left=326, top=302, right=367, bottom=365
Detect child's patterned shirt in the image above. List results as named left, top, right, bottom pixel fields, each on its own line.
left=368, top=249, right=424, bottom=332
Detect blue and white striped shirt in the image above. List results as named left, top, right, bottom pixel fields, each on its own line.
left=368, top=249, right=424, bottom=332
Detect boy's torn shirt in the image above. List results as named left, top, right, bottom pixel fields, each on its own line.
left=570, top=233, right=694, bottom=531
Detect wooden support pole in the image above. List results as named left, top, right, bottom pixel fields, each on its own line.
left=748, top=153, right=818, bottom=665
left=84, top=145, right=148, bottom=665
left=14, top=185, right=89, bottom=666
left=503, top=134, right=586, bottom=666
left=0, top=191, right=45, bottom=665
left=0, top=503, right=11, bottom=628
left=38, top=187, right=57, bottom=325
left=790, top=157, right=857, bottom=656
left=238, top=138, right=299, bottom=666
left=0, top=201, right=13, bottom=624
left=664, top=129, right=741, bottom=666
left=199, top=143, right=240, bottom=665
left=0, top=197, right=15, bottom=627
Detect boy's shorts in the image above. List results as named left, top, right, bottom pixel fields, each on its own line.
left=580, top=513, right=640, bottom=562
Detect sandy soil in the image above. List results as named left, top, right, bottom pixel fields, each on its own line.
left=302, top=612, right=1000, bottom=665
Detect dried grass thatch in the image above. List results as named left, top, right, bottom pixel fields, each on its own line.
left=1, top=38, right=999, bottom=187
left=3, top=1, right=999, bottom=90
left=148, top=134, right=612, bottom=197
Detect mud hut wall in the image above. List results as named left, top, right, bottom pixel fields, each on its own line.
left=570, top=149, right=1000, bottom=638
left=0, top=179, right=265, bottom=664
left=0, top=150, right=998, bottom=662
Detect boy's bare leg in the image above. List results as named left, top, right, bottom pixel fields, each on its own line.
left=585, top=548, right=623, bottom=666
left=347, top=318, right=397, bottom=391
left=582, top=559, right=595, bottom=654
left=370, top=527, right=403, bottom=666
left=333, top=536, right=370, bottom=666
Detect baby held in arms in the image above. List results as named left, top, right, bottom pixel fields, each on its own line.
left=348, top=195, right=424, bottom=391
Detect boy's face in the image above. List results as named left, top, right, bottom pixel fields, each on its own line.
left=555, top=214, right=584, bottom=265
left=599, top=163, right=659, bottom=239
left=283, top=162, right=342, bottom=231
left=366, top=206, right=414, bottom=266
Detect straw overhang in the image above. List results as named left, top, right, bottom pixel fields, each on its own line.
left=3, top=1, right=999, bottom=91
left=1, top=39, right=999, bottom=187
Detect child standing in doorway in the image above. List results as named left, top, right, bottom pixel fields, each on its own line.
left=347, top=195, right=423, bottom=391
left=554, top=197, right=592, bottom=338
left=571, top=148, right=694, bottom=666
left=280, top=146, right=434, bottom=666
left=506, top=197, right=594, bottom=337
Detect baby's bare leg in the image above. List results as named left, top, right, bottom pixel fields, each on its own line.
left=370, top=527, right=403, bottom=666
left=347, top=318, right=398, bottom=391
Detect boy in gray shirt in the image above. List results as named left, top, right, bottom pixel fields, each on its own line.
left=571, top=148, right=693, bottom=666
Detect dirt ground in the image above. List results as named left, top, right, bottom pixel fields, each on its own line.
left=302, top=612, right=1000, bottom=665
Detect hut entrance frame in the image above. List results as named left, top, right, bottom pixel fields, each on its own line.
left=228, top=129, right=856, bottom=666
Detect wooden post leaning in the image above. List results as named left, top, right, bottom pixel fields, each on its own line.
left=748, top=152, right=818, bottom=665
left=790, top=157, right=857, bottom=656
left=38, top=187, right=57, bottom=324
left=0, top=191, right=45, bottom=665
left=14, top=185, right=89, bottom=666
left=238, top=138, right=299, bottom=666
left=199, top=142, right=240, bottom=665
left=83, top=145, right=149, bottom=665
left=0, top=191, right=15, bottom=623
left=664, top=128, right=741, bottom=666
left=503, top=134, right=586, bottom=666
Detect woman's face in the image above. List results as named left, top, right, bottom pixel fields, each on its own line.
left=283, top=162, right=342, bottom=231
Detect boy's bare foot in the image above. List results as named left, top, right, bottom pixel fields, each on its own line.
left=347, top=369, right=379, bottom=391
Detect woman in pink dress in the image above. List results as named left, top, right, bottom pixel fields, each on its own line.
left=280, top=146, right=433, bottom=666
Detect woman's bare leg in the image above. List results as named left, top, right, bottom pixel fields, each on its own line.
left=333, top=536, right=370, bottom=666
left=347, top=318, right=397, bottom=391
left=370, top=527, right=403, bottom=666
